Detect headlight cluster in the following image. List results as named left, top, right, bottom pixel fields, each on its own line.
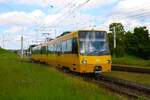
left=81, top=60, right=87, bottom=64
left=106, top=60, right=111, bottom=64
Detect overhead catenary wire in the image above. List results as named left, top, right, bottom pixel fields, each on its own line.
left=37, top=0, right=149, bottom=34
left=106, top=4, right=150, bottom=22
left=2, top=1, right=150, bottom=49
left=37, top=0, right=80, bottom=31
left=37, top=0, right=90, bottom=33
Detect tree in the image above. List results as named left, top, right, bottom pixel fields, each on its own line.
left=109, top=23, right=125, bottom=57
left=124, top=31, right=134, bottom=54
left=133, top=26, right=150, bottom=59
left=108, top=33, right=114, bottom=55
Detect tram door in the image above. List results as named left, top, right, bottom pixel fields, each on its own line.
left=71, top=38, right=79, bottom=71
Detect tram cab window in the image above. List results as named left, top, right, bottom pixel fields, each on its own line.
left=79, top=31, right=110, bottom=56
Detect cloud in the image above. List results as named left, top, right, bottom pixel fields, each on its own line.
left=5, top=26, right=26, bottom=33
left=0, top=0, right=49, bottom=6
left=0, top=0, right=71, bottom=8
left=0, top=10, right=44, bottom=26
left=110, top=0, right=150, bottom=18
left=114, top=0, right=150, bottom=11
left=83, top=0, right=117, bottom=9
left=0, top=0, right=150, bottom=49
left=105, top=0, right=150, bottom=31
left=0, top=0, right=118, bottom=9
left=0, top=0, right=7, bottom=3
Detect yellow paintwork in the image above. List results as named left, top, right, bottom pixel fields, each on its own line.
left=79, top=55, right=111, bottom=73
left=31, top=30, right=111, bottom=73
left=32, top=54, right=40, bottom=61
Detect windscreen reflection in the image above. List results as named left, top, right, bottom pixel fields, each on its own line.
left=79, top=31, right=110, bottom=56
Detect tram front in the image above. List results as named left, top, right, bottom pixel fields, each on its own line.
left=78, top=30, right=111, bottom=74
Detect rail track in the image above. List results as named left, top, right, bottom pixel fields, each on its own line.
left=30, top=61, right=150, bottom=99
left=61, top=71, right=150, bottom=99
left=58, top=68, right=150, bottom=99
left=93, top=75, right=150, bottom=99
left=112, top=64, right=150, bottom=74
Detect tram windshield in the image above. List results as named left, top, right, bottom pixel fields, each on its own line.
left=79, top=31, right=110, bottom=56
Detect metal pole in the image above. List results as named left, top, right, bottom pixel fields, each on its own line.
left=54, top=29, right=57, bottom=38
left=2, top=33, right=4, bottom=48
left=113, top=26, right=116, bottom=49
left=21, top=36, right=24, bottom=58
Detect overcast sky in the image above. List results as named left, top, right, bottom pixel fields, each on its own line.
left=0, top=0, right=150, bottom=49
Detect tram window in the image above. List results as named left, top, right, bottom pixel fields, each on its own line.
left=34, top=47, right=40, bottom=54
left=35, top=48, right=38, bottom=54
left=57, top=43, right=59, bottom=53
left=53, top=44, right=56, bottom=53
left=55, top=43, right=57, bottom=53
left=62, top=41, right=67, bottom=53
left=32, top=48, right=35, bottom=54
left=41, top=47, right=43, bottom=54
left=72, top=38, right=78, bottom=54
left=56, top=43, right=60, bottom=53
left=48, top=45, right=50, bottom=53
left=60, top=42, right=62, bottom=53
left=39, top=47, right=41, bottom=54
left=53, top=39, right=73, bottom=54
left=48, top=45, right=53, bottom=54
left=36, top=47, right=39, bottom=54
left=62, top=41, right=66, bottom=53
left=66, top=39, right=72, bottom=53
left=52, top=45, right=54, bottom=53
left=52, top=45, right=55, bottom=54
left=45, top=46, right=47, bottom=54
left=41, top=46, right=47, bottom=54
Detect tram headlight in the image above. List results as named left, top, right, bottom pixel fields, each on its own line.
left=82, top=60, right=87, bottom=64
left=106, top=60, right=111, bottom=64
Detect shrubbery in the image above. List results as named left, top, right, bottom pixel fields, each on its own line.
left=108, top=23, right=150, bottom=60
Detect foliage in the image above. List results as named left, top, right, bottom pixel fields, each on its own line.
left=108, top=33, right=114, bottom=55
left=124, top=26, right=150, bottom=59
left=109, top=22, right=150, bottom=60
left=109, top=23, right=125, bottom=57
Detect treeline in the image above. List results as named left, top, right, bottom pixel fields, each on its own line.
left=108, top=23, right=150, bottom=60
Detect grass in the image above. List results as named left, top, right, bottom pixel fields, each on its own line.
left=103, top=71, right=150, bottom=87
left=112, top=55, right=150, bottom=69
left=0, top=49, right=123, bottom=100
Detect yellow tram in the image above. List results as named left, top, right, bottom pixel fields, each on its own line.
left=31, top=30, right=111, bottom=74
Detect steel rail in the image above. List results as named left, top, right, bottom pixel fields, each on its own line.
left=92, top=74, right=150, bottom=99
left=112, top=64, right=150, bottom=74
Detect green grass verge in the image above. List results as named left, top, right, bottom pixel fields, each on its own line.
left=0, top=49, right=123, bottom=100
left=112, top=55, right=150, bottom=68
left=103, top=71, right=150, bottom=87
